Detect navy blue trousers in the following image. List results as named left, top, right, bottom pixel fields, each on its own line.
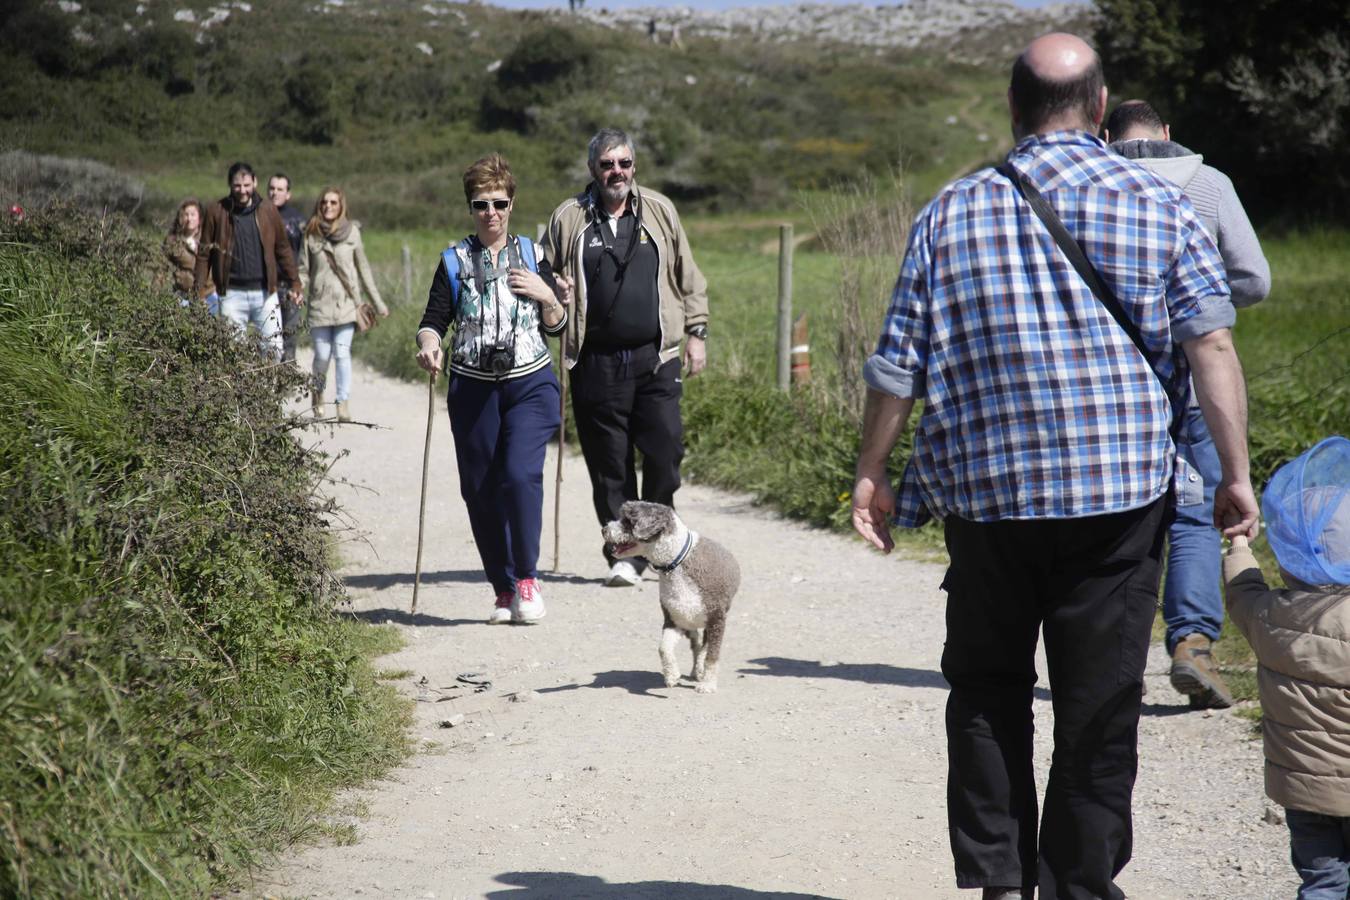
left=446, top=366, right=561, bottom=595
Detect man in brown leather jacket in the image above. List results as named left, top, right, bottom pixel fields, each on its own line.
left=194, top=161, right=300, bottom=361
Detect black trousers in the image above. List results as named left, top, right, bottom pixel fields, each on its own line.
left=940, top=496, right=1168, bottom=900
left=279, top=286, right=302, bottom=365
left=570, top=342, right=683, bottom=568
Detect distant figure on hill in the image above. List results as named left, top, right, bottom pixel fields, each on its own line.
left=268, top=172, right=307, bottom=366
left=164, top=198, right=217, bottom=315
left=541, top=128, right=710, bottom=588
left=1105, top=98, right=1272, bottom=712
left=194, top=162, right=300, bottom=361
left=297, top=187, right=388, bottom=423
left=851, top=33, right=1256, bottom=900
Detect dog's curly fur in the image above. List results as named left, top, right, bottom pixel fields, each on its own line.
left=602, top=501, right=740, bottom=693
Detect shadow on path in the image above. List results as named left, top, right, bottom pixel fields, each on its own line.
left=1139, top=701, right=1200, bottom=718
left=739, top=657, right=1056, bottom=702
left=738, top=656, right=950, bottom=689
left=339, top=608, right=482, bottom=628
left=536, top=669, right=669, bottom=698
left=343, top=569, right=596, bottom=590
left=487, top=871, right=840, bottom=899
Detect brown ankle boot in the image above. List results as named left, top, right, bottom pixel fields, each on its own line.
left=1169, top=634, right=1234, bottom=709
left=336, top=400, right=351, bottom=423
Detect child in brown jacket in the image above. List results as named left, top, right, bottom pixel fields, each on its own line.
left=1224, top=436, right=1350, bottom=899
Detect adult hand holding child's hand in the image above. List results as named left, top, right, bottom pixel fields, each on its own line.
left=1216, top=480, right=1260, bottom=542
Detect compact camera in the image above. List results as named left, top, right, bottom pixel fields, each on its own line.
left=485, top=341, right=514, bottom=377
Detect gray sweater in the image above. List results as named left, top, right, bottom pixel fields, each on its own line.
left=1111, top=139, right=1271, bottom=308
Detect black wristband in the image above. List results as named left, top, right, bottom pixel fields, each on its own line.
left=685, top=324, right=708, bottom=340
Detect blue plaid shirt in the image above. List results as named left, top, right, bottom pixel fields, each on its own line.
left=863, top=131, right=1235, bottom=526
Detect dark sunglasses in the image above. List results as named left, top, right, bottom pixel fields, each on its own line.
left=470, top=198, right=511, bottom=211
left=597, top=158, right=633, bottom=171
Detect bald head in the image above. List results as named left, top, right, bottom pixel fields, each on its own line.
left=1008, top=33, right=1107, bottom=139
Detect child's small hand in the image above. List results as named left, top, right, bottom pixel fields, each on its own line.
left=1229, top=534, right=1250, bottom=551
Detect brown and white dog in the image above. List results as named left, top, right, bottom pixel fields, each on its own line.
left=602, top=501, right=741, bottom=693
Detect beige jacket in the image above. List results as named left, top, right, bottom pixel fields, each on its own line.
left=298, top=222, right=388, bottom=328
left=1225, top=545, right=1350, bottom=816
left=542, top=184, right=708, bottom=370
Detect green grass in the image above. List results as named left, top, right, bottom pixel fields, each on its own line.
left=0, top=207, right=412, bottom=896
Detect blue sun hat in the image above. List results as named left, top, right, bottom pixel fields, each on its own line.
left=1261, top=436, right=1350, bottom=587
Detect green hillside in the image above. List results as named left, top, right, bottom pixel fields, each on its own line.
left=0, top=0, right=1054, bottom=225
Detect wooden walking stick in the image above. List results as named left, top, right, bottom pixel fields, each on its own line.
left=410, top=370, right=436, bottom=615
left=552, top=338, right=567, bottom=573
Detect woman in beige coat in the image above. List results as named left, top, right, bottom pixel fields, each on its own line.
left=297, top=187, right=388, bottom=421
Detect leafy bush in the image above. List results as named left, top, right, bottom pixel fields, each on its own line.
left=0, top=205, right=409, bottom=896
left=480, top=27, right=601, bottom=134
left=275, top=56, right=345, bottom=145
left=1096, top=0, right=1350, bottom=222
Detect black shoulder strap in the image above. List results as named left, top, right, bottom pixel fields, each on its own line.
left=997, top=163, right=1150, bottom=355
left=998, top=162, right=1181, bottom=440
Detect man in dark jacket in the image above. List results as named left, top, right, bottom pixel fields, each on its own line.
left=194, top=161, right=300, bottom=361
left=268, top=172, right=307, bottom=365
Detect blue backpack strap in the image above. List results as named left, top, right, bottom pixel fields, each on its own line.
left=515, top=235, right=538, bottom=272
left=440, top=239, right=471, bottom=314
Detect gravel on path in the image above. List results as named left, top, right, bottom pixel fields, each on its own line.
left=255, top=357, right=1294, bottom=899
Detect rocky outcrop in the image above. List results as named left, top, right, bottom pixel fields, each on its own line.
left=568, top=0, right=1094, bottom=64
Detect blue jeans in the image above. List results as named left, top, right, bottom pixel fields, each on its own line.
left=219, top=289, right=282, bottom=361
left=176, top=292, right=219, bottom=316
left=1288, top=809, right=1350, bottom=899
left=1163, top=406, right=1223, bottom=653
left=310, top=324, right=355, bottom=403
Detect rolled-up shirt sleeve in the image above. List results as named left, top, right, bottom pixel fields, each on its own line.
left=863, top=211, right=932, bottom=400
left=1166, top=202, right=1236, bottom=344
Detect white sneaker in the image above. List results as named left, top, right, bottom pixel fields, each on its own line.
left=605, top=560, right=640, bottom=587
left=488, top=590, right=514, bottom=624
left=513, top=578, right=546, bottom=623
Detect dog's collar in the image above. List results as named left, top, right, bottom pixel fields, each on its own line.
left=650, top=531, right=695, bottom=573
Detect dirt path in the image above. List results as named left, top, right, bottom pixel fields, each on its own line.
left=255, top=358, right=1293, bottom=899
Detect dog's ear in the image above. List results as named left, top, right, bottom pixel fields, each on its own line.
left=628, top=502, right=675, bottom=542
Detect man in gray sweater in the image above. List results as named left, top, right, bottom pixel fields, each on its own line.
left=1106, top=99, right=1272, bottom=710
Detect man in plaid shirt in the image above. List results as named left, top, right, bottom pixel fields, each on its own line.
left=851, top=33, right=1260, bottom=900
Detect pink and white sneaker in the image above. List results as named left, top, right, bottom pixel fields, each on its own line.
left=513, top=578, right=546, bottom=623
left=488, top=589, right=514, bottom=625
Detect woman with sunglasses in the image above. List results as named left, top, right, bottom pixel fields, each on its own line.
left=415, top=154, right=572, bottom=624
left=298, top=186, right=388, bottom=421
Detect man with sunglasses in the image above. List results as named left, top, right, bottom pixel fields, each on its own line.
left=543, top=128, right=710, bottom=587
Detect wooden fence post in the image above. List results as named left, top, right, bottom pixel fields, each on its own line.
left=777, top=224, right=793, bottom=392
left=401, top=243, right=413, bottom=305
left=791, top=312, right=810, bottom=385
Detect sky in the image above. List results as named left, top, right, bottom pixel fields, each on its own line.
left=488, top=0, right=1080, bottom=10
